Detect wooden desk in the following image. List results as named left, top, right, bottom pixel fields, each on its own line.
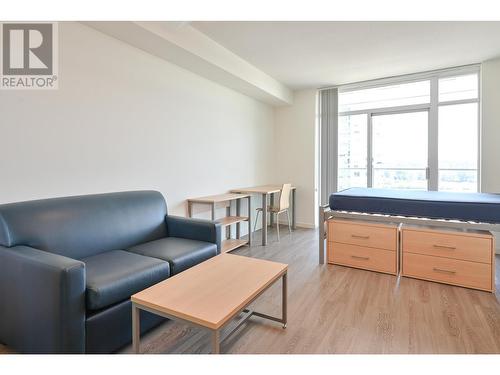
left=230, top=185, right=297, bottom=246
left=187, top=193, right=252, bottom=253
left=131, top=254, right=288, bottom=354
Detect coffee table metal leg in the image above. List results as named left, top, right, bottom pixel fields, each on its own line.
left=282, top=272, right=287, bottom=328
left=132, top=304, right=140, bottom=354
left=212, top=330, right=220, bottom=354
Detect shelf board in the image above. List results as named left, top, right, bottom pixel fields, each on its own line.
left=216, top=216, right=249, bottom=227
left=221, top=239, right=249, bottom=253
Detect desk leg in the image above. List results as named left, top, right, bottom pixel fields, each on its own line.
left=247, top=196, right=252, bottom=246
left=270, top=193, right=274, bottom=227
left=188, top=201, right=192, bottom=218
left=211, top=202, right=216, bottom=221
left=291, top=189, right=296, bottom=230
left=212, top=330, right=220, bottom=354
left=262, top=193, right=268, bottom=246
left=226, top=204, right=231, bottom=239
left=132, top=304, right=140, bottom=354
left=236, top=198, right=241, bottom=239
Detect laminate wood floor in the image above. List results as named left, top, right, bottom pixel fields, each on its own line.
left=2, top=227, right=499, bottom=354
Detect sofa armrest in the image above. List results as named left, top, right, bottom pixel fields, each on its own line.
left=165, top=215, right=222, bottom=253
left=0, top=245, right=86, bottom=353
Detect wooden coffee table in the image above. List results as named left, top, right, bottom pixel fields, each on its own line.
left=131, top=254, right=288, bottom=354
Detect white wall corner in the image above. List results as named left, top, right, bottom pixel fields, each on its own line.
left=273, top=89, right=319, bottom=228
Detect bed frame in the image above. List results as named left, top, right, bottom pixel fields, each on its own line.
left=319, top=204, right=500, bottom=264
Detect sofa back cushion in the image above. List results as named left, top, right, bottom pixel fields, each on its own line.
left=0, top=191, right=167, bottom=259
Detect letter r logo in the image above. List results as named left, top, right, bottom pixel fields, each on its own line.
left=2, top=23, right=53, bottom=75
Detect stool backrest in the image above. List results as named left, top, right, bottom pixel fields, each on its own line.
left=279, top=184, right=292, bottom=210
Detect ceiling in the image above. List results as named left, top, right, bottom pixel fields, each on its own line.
left=192, top=21, right=500, bottom=89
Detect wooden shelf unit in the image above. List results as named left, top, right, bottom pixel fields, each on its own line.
left=187, top=193, right=252, bottom=253
left=221, top=239, right=249, bottom=253
left=216, top=216, right=248, bottom=227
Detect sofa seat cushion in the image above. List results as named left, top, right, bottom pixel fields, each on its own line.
left=127, top=237, right=217, bottom=275
left=82, top=250, right=170, bottom=311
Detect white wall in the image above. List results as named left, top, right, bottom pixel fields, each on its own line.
left=0, top=22, right=275, bottom=235
left=273, top=89, right=318, bottom=228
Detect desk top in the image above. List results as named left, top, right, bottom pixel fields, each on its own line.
left=230, top=184, right=296, bottom=195
left=187, top=193, right=250, bottom=204
left=131, top=254, right=287, bottom=330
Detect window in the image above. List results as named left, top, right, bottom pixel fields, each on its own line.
left=439, top=74, right=478, bottom=102
left=338, top=114, right=367, bottom=191
left=339, top=80, right=430, bottom=112
left=438, top=103, right=478, bottom=192
left=372, top=111, right=428, bottom=190
left=337, top=66, right=480, bottom=192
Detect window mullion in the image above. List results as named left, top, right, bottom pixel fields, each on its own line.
left=367, top=113, right=373, bottom=188
left=477, top=72, right=482, bottom=192
left=428, top=77, right=439, bottom=191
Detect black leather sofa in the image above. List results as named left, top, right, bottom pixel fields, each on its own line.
left=0, top=191, right=222, bottom=353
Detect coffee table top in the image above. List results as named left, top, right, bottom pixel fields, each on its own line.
left=131, top=254, right=288, bottom=330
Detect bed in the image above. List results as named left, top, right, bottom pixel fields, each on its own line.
left=329, top=188, right=500, bottom=224
left=319, top=187, right=500, bottom=264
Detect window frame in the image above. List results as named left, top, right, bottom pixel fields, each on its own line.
left=336, top=65, right=481, bottom=192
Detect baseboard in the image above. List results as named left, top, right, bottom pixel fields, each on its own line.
left=296, top=222, right=316, bottom=229
left=276, top=220, right=316, bottom=229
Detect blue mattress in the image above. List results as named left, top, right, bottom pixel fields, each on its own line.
left=329, top=188, right=500, bottom=224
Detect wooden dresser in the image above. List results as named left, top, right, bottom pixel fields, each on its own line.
left=327, top=219, right=399, bottom=275
left=401, top=226, right=495, bottom=292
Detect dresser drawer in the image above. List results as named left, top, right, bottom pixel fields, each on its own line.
left=402, top=252, right=493, bottom=291
left=402, top=229, right=492, bottom=264
left=328, top=242, right=397, bottom=275
left=328, top=220, right=397, bottom=251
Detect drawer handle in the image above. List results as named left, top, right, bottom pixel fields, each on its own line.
left=351, top=255, right=370, bottom=261
left=433, top=267, right=456, bottom=275
left=351, top=234, right=370, bottom=239
left=433, top=244, right=456, bottom=250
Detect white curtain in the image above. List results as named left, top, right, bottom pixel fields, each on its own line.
left=319, top=87, right=338, bottom=205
